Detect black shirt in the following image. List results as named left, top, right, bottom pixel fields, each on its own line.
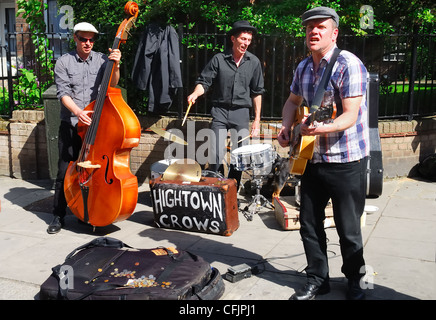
left=195, top=49, right=264, bottom=108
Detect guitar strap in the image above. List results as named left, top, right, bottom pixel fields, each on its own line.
left=310, top=47, right=342, bottom=113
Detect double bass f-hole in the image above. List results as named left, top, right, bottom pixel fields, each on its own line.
left=102, top=155, right=113, bottom=184
left=76, top=155, right=113, bottom=186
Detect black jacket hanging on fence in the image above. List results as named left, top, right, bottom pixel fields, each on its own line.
left=131, top=23, right=183, bottom=113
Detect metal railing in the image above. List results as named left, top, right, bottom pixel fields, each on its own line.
left=178, top=28, right=436, bottom=121
left=1, top=24, right=435, bottom=121
left=1, top=26, right=73, bottom=116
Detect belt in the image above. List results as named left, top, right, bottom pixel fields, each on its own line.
left=213, top=104, right=249, bottom=110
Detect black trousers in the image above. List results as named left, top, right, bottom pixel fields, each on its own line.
left=52, top=121, right=82, bottom=218
left=299, top=157, right=368, bottom=285
left=209, top=106, right=250, bottom=187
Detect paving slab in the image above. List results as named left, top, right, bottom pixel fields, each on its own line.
left=0, top=176, right=434, bottom=302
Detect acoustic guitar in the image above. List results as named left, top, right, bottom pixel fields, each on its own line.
left=288, top=104, right=336, bottom=175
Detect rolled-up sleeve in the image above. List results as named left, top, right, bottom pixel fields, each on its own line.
left=337, top=55, right=367, bottom=99
left=54, top=58, right=71, bottom=101
left=250, top=60, right=264, bottom=96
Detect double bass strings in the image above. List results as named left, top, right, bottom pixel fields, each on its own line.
left=85, top=37, right=121, bottom=147
left=76, top=37, right=120, bottom=178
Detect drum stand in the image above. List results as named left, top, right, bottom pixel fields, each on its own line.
left=242, top=172, right=274, bottom=221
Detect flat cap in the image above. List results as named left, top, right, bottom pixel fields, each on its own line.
left=73, top=22, right=99, bottom=34
left=301, top=6, right=340, bottom=27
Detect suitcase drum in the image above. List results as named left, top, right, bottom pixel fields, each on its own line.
left=150, top=176, right=239, bottom=236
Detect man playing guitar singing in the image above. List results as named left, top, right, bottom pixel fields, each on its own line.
left=277, top=7, right=370, bottom=300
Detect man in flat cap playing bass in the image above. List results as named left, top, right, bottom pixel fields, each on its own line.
left=277, top=7, right=369, bottom=300
left=188, top=21, right=264, bottom=188
left=47, top=22, right=122, bottom=234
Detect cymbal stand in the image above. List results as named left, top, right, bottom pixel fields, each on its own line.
left=242, top=171, right=274, bottom=221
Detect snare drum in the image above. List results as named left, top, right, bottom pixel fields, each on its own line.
left=150, top=159, right=179, bottom=179
left=231, top=143, right=274, bottom=172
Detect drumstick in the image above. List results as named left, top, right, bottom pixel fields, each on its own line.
left=237, top=134, right=251, bottom=144
left=182, top=102, right=193, bottom=126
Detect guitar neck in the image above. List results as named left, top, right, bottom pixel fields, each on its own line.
left=304, top=112, right=316, bottom=126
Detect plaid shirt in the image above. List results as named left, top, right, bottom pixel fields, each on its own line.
left=290, top=46, right=369, bottom=163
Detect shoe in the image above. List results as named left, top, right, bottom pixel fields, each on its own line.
left=347, top=279, right=366, bottom=300
left=47, top=216, right=64, bottom=234
left=290, top=281, right=330, bottom=300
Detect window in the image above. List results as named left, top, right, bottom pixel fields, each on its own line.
left=5, top=7, right=16, bottom=54
left=1, top=2, right=16, bottom=79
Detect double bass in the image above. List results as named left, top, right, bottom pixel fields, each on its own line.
left=64, top=1, right=141, bottom=227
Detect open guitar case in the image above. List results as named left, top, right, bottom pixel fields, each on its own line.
left=39, top=237, right=225, bottom=300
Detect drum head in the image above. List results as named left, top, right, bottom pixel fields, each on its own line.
left=231, top=143, right=271, bottom=155
left=150, top=159, right=180, bottom=179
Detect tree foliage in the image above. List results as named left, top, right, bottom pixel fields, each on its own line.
left=15, top=0, right=54, bottom=108
left=58, top=0, right=434, bottom=37
left=14, top=0, right=435, bottom=115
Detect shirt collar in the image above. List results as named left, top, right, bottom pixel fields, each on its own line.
left=321, top=45, right=338, bottom=64
left=308, top=45, right=337, bottom=70
left=224, top=49, right=251, bottom=61
left=75, top=50, right=94, bottom=62
left=223, top=48, right=233, bottom=59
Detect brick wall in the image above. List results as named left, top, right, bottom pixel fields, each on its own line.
left=0, top=110, right=435, bottom=181
left=379, top=118, right=436, bottom=178
left=7, top=110, right=49, bottom=179
left=0, top=121, right=10, bottom=175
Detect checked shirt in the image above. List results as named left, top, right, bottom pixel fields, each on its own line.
left=290, top=46, right=369, bottom=163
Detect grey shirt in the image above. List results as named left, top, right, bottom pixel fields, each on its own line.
left=54, top=50, right=108, bottom=126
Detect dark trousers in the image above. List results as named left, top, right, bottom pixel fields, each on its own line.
left=299, top=157, right=368, bottom=285
left=209, top=106, right=250, bottom=187
left=52, top=121, right=82, bottom=218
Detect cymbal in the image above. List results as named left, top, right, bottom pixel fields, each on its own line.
left=162, top=159, right=202, bottom=182
left=149, top=126, right=188, bottom=145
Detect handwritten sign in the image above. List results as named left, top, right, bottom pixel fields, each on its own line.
left=150, top=180, right=238, bottom=236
